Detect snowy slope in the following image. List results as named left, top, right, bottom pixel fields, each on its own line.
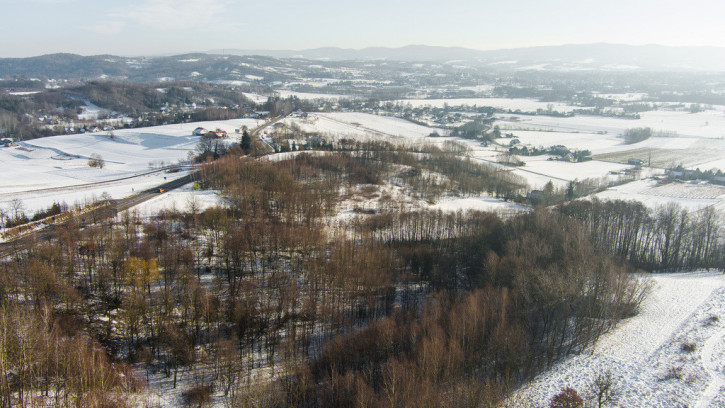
left=506, top=272, right=725, bottom=408
left=129, top=183, right=224, bottom=217
left=0, top=119, right=261, bottom=214
left=283, top=112, right=441, bottom=140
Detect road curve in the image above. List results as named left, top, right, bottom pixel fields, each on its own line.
left=0, top=172, right=197, bottom=258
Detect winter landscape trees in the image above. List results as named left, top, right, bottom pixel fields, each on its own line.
left=558, top=199, right=725, bottom=271
left=0, top=138, right=673, bottom=407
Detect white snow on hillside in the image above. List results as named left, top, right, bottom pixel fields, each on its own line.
left=4, top=171, right=187, bottom=217
left=321, top=112, right=442, bottom=139
left=595, top=92, right=648, bottom=102
left=465, top=147, right=632, bottom=190
left=497, top=109, right=725, bottom=146
left=698, top=157, right=725, bottom=172
left=242, top=92, right=269, bottom=104
left=77, top=101, right=111, bottom=120
left=432, top=195, right=526, bottom=214
left=506, top=271, right=725, bottom=408
left=0, top=119, right=262, bottom=214
left=283, top=112, right=441, bottom=140
left=129, top=183, right=224, bottom=217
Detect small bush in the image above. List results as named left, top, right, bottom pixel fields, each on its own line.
left=182, top=384, right=214, bottom=407
left=704, top=315, right=719, bottom=326
left=88, top=153, right=105, bottom=168
left=550, top=387, right=584, bottom=408
left=681, top=342, right=696, bottom=353
left=663, top=365, right=683, bottom=380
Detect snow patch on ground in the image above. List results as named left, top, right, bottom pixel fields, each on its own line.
left=432, top=195, right=526, bottom=214
left=129, top=183, right=225, bottom=217
left=242, top=92, right=269, bottom=104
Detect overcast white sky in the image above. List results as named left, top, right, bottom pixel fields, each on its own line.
left=2, top=0, right=724, bottom=57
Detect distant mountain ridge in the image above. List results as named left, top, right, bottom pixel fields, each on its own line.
left=209, top=45, right=485, bottom=62
left=208, top=43, right=725, bottom=70
left=2, top=44, right=725, bottom=83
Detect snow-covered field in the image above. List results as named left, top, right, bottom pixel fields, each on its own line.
left=129, top=183, right=224, bottom=217
left=242, top=92, right=270, bottom=104
left=500, top=130, right=622, bottom=155
left=77, top=101, right=112, bottom=120
left=515, top=155, right=629, bottom=183
left=593, top=179, right=725, bottom=212
left=497, top=108, right=725, bottom=141
left=283, top=112, right=442, bottom=141
left=495, top=109, right=725, bottom=171
left=431, top=195, right=526, bottom=214
left=4, top=171, right=192, bottom=216
left=0, top=118, right=261, bottom=215
left=506, top=271, right=725, bottom=408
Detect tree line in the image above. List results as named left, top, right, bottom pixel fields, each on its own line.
left=558, top=199, right=725, bottom=271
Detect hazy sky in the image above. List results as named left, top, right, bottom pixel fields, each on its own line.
left=2, top=0, right=724, bottom=57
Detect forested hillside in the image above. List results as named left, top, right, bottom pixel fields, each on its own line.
left=0, top=141, right=666, bottom=407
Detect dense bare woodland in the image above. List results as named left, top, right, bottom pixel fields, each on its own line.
left=1, top=141, right=720, bottom=407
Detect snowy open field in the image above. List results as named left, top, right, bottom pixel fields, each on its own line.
left=463, top=141, right=640, bottom=190
left=283, top=112, right=442, bottom=141
left=129, top=183, right=225, bottom=217
left=0, top=118, right=261, bottom=215
left=395, top=98, right=580, bottom=112
left=497, top=108, right=725, bottom=141
left=501, top=130, right=623, bottom=155
left=431, top=195, right=526, bottom=214
left=506, top=271, right=725, bottom=408
left=242, top=92, right=270, bottom=104
left=593, top=179, right=725, bottom=212
left=515, top=155, right=630, bottom=183
left=594, top=139, right=725, bottom=170
left=495, top=108, right=725, bottom=171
